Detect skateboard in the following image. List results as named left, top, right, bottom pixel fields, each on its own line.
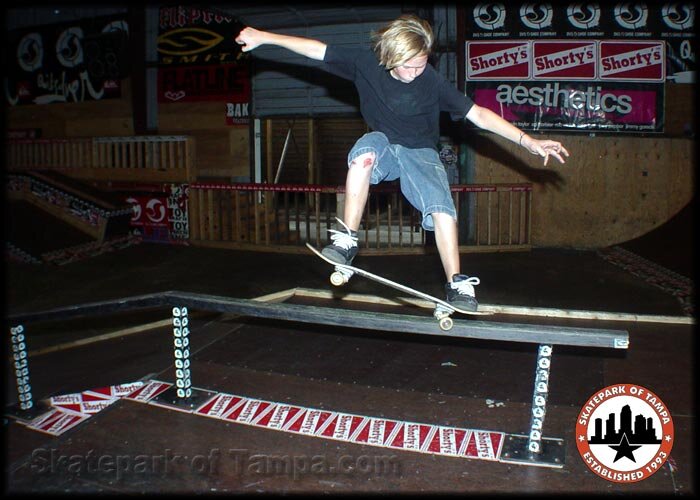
left=306, top=243, right=492, bottom=331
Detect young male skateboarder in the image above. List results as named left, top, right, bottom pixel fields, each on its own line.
left=236, top=15, right=569, bottom=311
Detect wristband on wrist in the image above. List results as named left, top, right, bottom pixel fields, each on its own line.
left=519, top=131, right=526, bottom=147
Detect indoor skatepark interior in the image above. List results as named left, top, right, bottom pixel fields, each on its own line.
left=4, top=3, right=695, bottom=494
left=5, top=199, right=694, bottom=494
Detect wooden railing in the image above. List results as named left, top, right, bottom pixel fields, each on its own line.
left=6, top=136, right=195, bottom=183
left=460, top=184, right=533, bottom=249
left=188, top=182, right=532, bottom=254
left=5, top=136, right=532, bottom=254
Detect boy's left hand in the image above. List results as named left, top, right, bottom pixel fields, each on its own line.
left=523, top=137, right=570, bottom=166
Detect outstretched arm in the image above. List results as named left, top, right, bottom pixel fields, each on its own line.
left=235, top=27, right=327, bottom=61
left=466, top=104, right=569, bottom=166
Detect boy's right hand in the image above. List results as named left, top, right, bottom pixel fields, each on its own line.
left=235, top=27, right=263, bottom=52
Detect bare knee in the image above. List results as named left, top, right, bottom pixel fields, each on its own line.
left=349, top=152, right=376, bottom=169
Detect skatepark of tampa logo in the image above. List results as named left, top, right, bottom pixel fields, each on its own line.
left=576, top=383, right=674, bottom=483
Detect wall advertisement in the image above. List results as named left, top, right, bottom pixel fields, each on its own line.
left=464, top=2, right=695, bottom=133
left=5, top=15, right=128, bottom=106
left=157, top=5, right=250, bottom=125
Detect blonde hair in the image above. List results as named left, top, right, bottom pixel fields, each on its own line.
left=371, top=15, right=433, bottom=69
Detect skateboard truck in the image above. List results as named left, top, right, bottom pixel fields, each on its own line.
left=434, top=304, right=455, bottom=331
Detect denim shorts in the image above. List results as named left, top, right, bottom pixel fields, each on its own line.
left=348, top=131, right=456, bottom=231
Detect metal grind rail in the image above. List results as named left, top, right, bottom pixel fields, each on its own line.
left=6, top=291, right=629, bottom=468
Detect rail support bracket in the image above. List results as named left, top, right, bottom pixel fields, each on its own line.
left=500, top=434, right=566, bottom=468
left=5, top=401, right=49, bottom=422
left=150, top=386, right=214, bottom=412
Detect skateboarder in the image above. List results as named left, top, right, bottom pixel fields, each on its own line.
left=236, top=15, right=569, bottom=311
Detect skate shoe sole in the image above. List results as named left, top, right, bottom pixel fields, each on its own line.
left=446, top=295, right=479, bottom=312
left=321, top=247, right=351, bottom=265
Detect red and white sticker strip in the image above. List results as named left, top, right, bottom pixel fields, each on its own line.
left=25, top=407, right=91, bottom=436
left=25, top=382, right=145, bottom=436
left=23, top=379, right=505, bottom=462
left=128, top=380, right=505, bottom=461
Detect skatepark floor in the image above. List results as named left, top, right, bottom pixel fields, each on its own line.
left=3, top=200, right=695, bottom=494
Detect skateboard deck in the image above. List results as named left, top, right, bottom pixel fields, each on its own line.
left=306, top=243, right=491, bottom=331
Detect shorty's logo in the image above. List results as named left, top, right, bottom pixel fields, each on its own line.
left=576, top=384, right=674, bottom=483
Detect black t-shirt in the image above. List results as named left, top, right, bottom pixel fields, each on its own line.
left=322, top=45, right=474, bottom=150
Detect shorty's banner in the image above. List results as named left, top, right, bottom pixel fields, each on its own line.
left=464, top=1, right=695, bottom=82
left=467, top=39, right=665, bottom=81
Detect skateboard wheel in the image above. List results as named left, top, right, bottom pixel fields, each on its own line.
left=438, top=317, right=454, bottom=331
left=330, top=271, right=347, bottom=286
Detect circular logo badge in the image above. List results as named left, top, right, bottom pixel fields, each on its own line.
left=576, top=383, right=674, bottom=483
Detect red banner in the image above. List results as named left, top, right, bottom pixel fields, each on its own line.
left=532, top=41, right=597, bottom=80
left=158, top=63, right=250, bottom=103
left=599, top=41, right=665, bottom=81
left=157, top=6, right=243, bottom=67
left=467, top=40, right=665, bottom=82
left=156, top=5, right=250, bottom=122
left=124, top=184, right=189, bottom=244
left=467, top=41, right=530, bottom=80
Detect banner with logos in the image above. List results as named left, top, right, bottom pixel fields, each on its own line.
left=466, top=39, right=665, bottom=132
left=465, top=1, right=694, bottom=81
left=463, top=2, right=692, bottom=132
left=157, top=5, right=250, bottom=124
left=5, top=15, right=127, bottom=106
left=125, top=184, right=189, bottom=244
left=158, top=64, right=249, bottom=102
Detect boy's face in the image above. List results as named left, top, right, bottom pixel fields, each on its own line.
left=390, top=53, right=428, bottom=83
